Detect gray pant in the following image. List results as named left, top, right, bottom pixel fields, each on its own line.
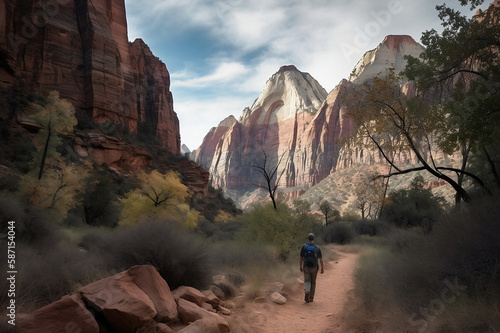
left=303, top=265, right=319, bottom=300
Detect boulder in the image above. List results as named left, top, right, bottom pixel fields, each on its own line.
left=202, top=302, right=217, bottom=313
left=156, top=322, right=174, bottom=333
left=212, top=275, right=237, bottom=299
left=209, top=285, right=226, bottom=300
left=216, top=305, right=232, bottom=316
left=177, top=298, right=209, bottom=324
left=17, top=294, right=99, bottom=333
left=178, top=318, right=231, bottom=333
left=128, top=265, right=178, bottom=322
left=172, top=286, right=206, bottom=307
left=79, top=267, right=157, bottom=333
left=202, top=290, right=222, bottom=308
left=270, top=292, right=287, bottom=305
left=137, top=319, right=157, bottom=332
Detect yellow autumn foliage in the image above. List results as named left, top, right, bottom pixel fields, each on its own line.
left=18, top=160, right=90, bottom=222
left=119, top=170, right=200, bottom=229
left=214, top=210, right=234, bottom=225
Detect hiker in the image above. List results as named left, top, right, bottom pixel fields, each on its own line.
left=299, top=233, right=324, bottom=303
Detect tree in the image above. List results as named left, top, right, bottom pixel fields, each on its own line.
left=252, top=151, right=287, bottom=210
left=293, top=199, right=311, bottom=215
left=120, top=170, right=201, bottom=228
left=31, top=91, right=77, bottom=179
left=345, top=70, right=486, bottom=204
left=354, top=172, right=384, bottom=219
left=81, top=170, right=120, bottom=227
left=19, top=160, right=90, bottom=222
left=319, top=200, right=340, bottom=225
left=382, top=175, right=446, bottom=232
left=404, top=1, right=500, bottom=201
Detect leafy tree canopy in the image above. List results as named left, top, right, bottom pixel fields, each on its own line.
left=404, top=0, right=500, bottom=193
left=120, top=170, right=200, bottom=229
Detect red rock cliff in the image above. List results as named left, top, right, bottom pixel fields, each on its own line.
left=0, top=0, right=180, bottom=154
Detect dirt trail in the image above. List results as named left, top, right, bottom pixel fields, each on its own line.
left=229, top=247, right=359, bottom=333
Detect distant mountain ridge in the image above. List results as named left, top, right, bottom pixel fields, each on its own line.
left=193, top=35, right=425, bottom=208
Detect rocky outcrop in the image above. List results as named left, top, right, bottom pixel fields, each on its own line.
left=193, top=66, right=329, bottom=200
left=348, top=35, right=424, bottom=84
left=73, top=129, right=152, bottom=172
left=0, top=0, right=179, bottom=154
left=18, top=265, right=231, bottom=333
left=17, top=294, right=99, bottom=333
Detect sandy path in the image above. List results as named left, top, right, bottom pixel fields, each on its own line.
left=229, top=247, right=359, bottom=333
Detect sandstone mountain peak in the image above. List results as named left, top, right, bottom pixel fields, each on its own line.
left=219, top=115, right=238, bottom=128
left=243, top=66, right=327, bottom=125
left=381, top=35, right=419, bottom=52
left=349, top=34, right=424, bottom=84
left=279, top=65, right=299, bottom=72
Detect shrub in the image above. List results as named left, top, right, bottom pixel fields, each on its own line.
left=80, top=220, right=212, bottom=290
left=349, top=196, right=500, bottom=332
left=0, top=196, right=61, bottom=249
left=322, top=222, right=355, bottom=245
left=352, top=219, right=390, bottom=237
left=238, top=202, right=320, bottom=261
left=381, top=175, right=446, bottom=232
left=80, top=170, right=120, bottom=227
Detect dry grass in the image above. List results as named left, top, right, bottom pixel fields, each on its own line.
left=343, top=197, right=500, bottom=332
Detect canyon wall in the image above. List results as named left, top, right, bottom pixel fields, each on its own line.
left=0, top=0, right=179, bottom=154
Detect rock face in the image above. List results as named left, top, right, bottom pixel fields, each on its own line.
left=0, top=0, right=180, bottom=154
left=349, top=35, right=424, bottom=84
left=192, top=66, right=329, bottom=201
left=73, top=129, right=152, bottom=172
left=18, top=265, right=230, bottom=333
left=193, top=36, right=425, bottom=206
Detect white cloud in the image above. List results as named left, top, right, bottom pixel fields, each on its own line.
left=176, top=96, right=250, bottom=150
left=126, top=0, right=486, bottom=149
left=173, top=61, right=249, bottom=88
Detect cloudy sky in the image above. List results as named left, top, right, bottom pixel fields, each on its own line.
left=124, top=0, right=485, bottom=150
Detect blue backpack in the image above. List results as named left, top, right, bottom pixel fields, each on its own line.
left=303, top=244, right=318, bottom=268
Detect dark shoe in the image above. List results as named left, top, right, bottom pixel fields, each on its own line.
left=305, top=292, right=310, bottom=303
left=309, top=298, right=314, bottom=302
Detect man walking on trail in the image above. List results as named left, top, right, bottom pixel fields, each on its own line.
left=300, top=233, right=324, bottom=303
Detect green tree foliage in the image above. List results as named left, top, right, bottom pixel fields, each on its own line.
left=292, top=199, right=311, bottom=215
left=239, top=202, right=320, bottom=260
left=382, top=175, right=446, bottom=232
left=120, top=170, right=201, bottom=228
left=319, top=200, right=332, bottom=225
left=319, top=200, right=340, bottom=225
left=81, top=170, right=121, bottom=227
left=345, top=71, right=482, bottom=203
left=404, top=1, right=500, bottom=200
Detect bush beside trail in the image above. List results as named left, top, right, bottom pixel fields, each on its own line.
left=345, top=197, right=500, bottom=332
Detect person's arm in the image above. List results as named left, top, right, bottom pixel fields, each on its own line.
left=299, top=256, right=303, bottom=272
left=319, top=258, right=324, bottom=274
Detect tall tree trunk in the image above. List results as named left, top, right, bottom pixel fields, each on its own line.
left=484, top=146, right=500, bottom=190
left=455, top=145, right=470, bottom=205
left=38, top=124, right=52, bottom=180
